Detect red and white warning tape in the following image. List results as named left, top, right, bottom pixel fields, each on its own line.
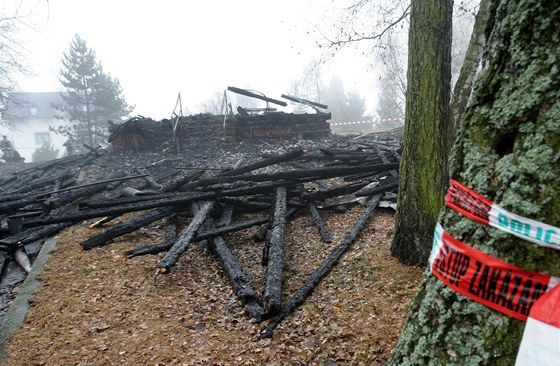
left=329, top=117, right=404, bottom=126
left=516, top=285, right=560, bottom=365
left=429, top=223, right=559, bottom=322
left=446, top=179, right=560, bottom=251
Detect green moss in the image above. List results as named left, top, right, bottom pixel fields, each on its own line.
left=389, top=0, right=560, bottom=364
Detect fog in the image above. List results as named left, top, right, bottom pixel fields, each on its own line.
left=15, top=0, right=381, bottom=119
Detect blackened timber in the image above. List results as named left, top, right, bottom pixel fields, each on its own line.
left=353, top=177, right=399, bottom=196
left=136, top=168, right=163, bottom=190
left=227, top=86, right=288, bottom=107
left=126, top=214, right=178, bottom=258
left=23, top=192, right=212, bottom=227
left=196, top=217, right=269, bottom=241
left=31, top=174, right=148, bottom=198
left=263, top=186, right=287, bottom=316
left=157, top=201, right=215, bottom=273
left=186, top=163, right=400, bottom=189
left=280, top=94, right=328, bottom=110
left=79, top=192, right=187, bottom=210
left=220, top=148, right=306, bottom=177
left=308, top=203, right=332, bottom=243
left=254, top=207, right=298, bottom=242
left=260, top=194, right=382, bottom=339
left=126, top=216, right=269, bottom=258
left=301, top=181, right=370, bottom=202
left=0, top=223, right=71, bottom=248
left=161, top=170, right=205, bottom=192
left=82, top=208, right=177, bottom=250
left=375, top=145, right=398, bottom=178
left=209, top=206, right=264, bottom=320
left=23, top=181, right=290, bottom=228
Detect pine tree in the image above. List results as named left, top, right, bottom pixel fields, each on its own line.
left=53, top=34, right=133, bottom=148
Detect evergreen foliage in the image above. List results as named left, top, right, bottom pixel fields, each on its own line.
left=31, top=143, right=59, bottom=162
left=52, top=34, right=133, bottom=148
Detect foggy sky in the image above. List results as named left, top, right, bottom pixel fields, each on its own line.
left=16, top=0, right=381, bottom=120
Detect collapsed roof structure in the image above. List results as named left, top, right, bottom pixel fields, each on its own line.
left=0, top=86, right=404, bottom=339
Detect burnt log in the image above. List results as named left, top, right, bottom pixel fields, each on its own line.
left=0, top=223, right=71, bottom=249
left=308, top=203, right=332, bottom=243
left=23, top=181, right=291, bottom=228
left=82, top=207, right=177, bottom=250
left=227, top=86, right=288, bottom=107
left=185, top=163, right=400, bottom=189
left=260, top=194, right=382, bottom=339
left=209, top=206, right=265, bottom=320
left=125, top=214, right=179, bottom=258
left=157, top=201, right=215, bottom=274
left=220, top=148, right=306, bottom=177
left=126, top=216, right=270, bottom=258
left=162, top=170, right=205, bottom=192
left=262, top=186, right=287, bottom=316
left=136, top=168, right=163, bottom=190
left=254, top=207, right=298, bottom=243
left=280, top=94, right=328, bottom=110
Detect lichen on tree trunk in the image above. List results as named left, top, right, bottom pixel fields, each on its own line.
left=391, top=0, right=452, bottom=266
left=389, top=1, right=560, bottom=364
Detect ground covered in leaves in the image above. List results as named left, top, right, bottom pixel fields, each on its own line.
left=4, top=202, right=422, bottom=365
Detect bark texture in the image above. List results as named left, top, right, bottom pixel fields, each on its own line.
left=449, top=0, right=491, bottom=150
left=389, top=1, right=560, bottom=364
left=391, top=0, right=453, bottom=266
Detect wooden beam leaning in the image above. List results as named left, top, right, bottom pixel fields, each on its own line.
left=209, top=206, right=265, bottom=321
left=125, top=214, right=179, bottom=258
left=260, top=194, right=382, bottom=339
left=227, top=86, right=287, bottom=107
left=81, top=207, right=177, bottom=250
left=308, top=203, right=332, bottom=243
left=262, top=186, right=288, bottom=316
left=157, top=201, right=215, bottom=274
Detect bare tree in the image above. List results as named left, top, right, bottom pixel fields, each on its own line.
left=196, top=90, right=227, bottom=115
left=0, top=1, right=38, bottom=126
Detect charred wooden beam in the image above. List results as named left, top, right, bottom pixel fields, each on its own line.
left=162, top=170, right=205, bottom=192
left=209, top=206, right=264, bottom=320
left=262, top=186, right=288, bottom=316
left=185, top=163, right=400, bottom=189
left=308, top=203, right=332, bottom=243
left=136, top=168, right=163, bottom=190
left=32, top=174, right=148, bottom=198
left=220, top=148, right=306, bottom=177
left=24, top=181, right=290, bottom=228
left=280, top=94, right=328, bottom=110
left=125, top=214, right=179, bottom=258
left=157, top=201, right=215, bottom=274
left=227, top=86, right=287, bottom=107
left=126, top=216, right=270, bottom=258
left=260, top=194, right=382, bottom=339
left=81, top=207, right=177, bottom=250
left=254, top=207, right=298, bottom=243
left=0, top=223, right=71, bottom=249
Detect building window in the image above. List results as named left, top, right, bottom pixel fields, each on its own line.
left=35, top=132, right=51, bottom=146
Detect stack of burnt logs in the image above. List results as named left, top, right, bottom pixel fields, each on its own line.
left=0, top=135, right=401, bottom=337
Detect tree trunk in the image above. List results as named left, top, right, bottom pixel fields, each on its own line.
left=391, top=0, right=452, bottom=266
left=448, top=0, right=491, bottom=151
left=389, top=1, right=560, bottom=364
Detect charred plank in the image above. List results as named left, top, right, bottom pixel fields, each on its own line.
left=157, top=201, right=215, bottom=273
left=262, top=186, right=287, bottom=316
left=260, top=194, right=381, bottom=338
left=308, top=203, right=332, bottom=243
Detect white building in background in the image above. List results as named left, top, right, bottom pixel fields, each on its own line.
left=1, top=92, right=71, bottom=162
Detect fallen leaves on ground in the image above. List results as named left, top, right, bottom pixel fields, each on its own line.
left=4, top=208, right=423, bottom=365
